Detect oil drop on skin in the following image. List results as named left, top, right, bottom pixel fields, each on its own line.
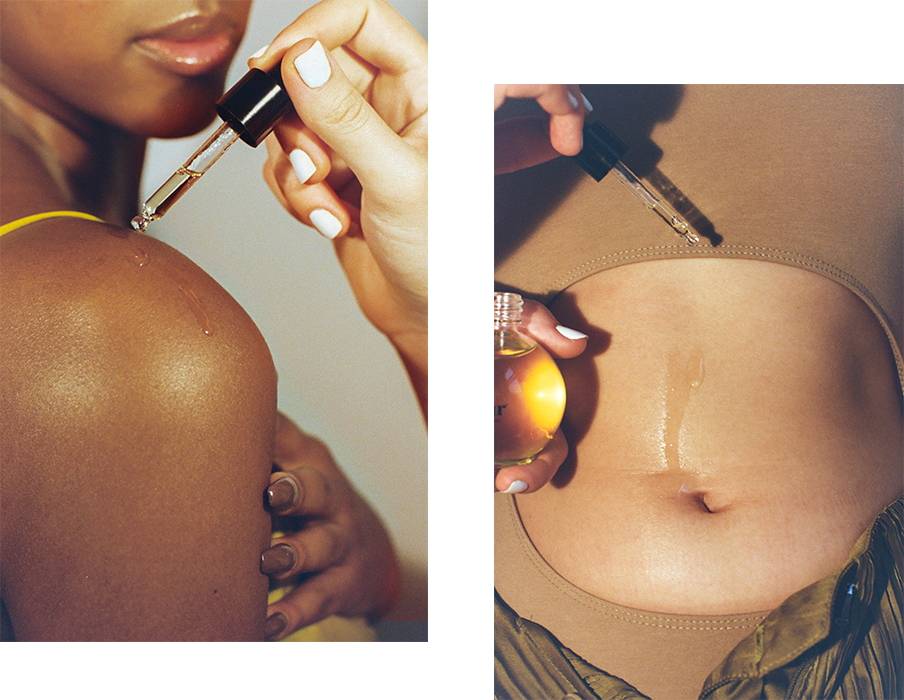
left=494, top=292, right=567, bottom=467
left=664, top=349, right=705, bottom=474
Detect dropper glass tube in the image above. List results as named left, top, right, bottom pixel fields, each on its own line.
left=610, top=162, right=699, bottom=244
left=572, top=120, right=699, bottom=245
left=131, top=63, right=290, bottom=233
left=131, top=122, right=240, bottom=232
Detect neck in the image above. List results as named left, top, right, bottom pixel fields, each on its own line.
left=0, top=79, right=146, bottom=227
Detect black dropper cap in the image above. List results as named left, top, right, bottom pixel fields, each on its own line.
left=216, top=64, right=292, bottom=147
left=571, top=121, right=629, bottom=181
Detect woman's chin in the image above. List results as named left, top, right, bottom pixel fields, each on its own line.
left=138, top=107, right=220, bottom=140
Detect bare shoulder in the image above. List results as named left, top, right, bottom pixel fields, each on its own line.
left=0, top=219, right=276, bottom=421
left=0, top=218, right=277, bottom=640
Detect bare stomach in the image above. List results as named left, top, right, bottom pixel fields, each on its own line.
left=516, top=258, right=903, bottom=615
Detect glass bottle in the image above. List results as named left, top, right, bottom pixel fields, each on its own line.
left=494, top=292, right=566, bottom=467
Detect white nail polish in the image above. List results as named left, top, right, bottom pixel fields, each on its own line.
left=581, top=92, right=594, bottom=112
left=503, top=480, right=529, bottom=494
left=293, top=40, right=330, bottom=88
left=310, top=209, right=342, bottom=239
left=567, top=92, right=579, bottom=110
left=556, top=324, right=588, bottom=340
left=249, top=44, right=269, bottom=60
left=289, top=149, right=316, bottom=184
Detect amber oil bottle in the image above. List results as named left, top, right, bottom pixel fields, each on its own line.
left=494, top=292, right=566, bottom=467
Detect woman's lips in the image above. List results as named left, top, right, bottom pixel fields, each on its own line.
left=134, top=15, right=237, bottom=77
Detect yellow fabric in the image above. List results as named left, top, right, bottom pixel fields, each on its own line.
left=0, top=211, right=103, bottom=237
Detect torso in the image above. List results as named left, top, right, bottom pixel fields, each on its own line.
left=516, top=258, right=903, bottom=615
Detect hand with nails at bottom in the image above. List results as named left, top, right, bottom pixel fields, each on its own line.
left=494, top=84, right=592, bottom=175
left=260, top=413, right=400, bottom=641
left=249, top=0, right=427, bottom=416
left=494, top=299, right=588, bottom=495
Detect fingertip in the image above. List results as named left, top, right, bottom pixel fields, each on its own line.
left=554, top=325, right=589, bottom=358
left=263, top=611, right=288, bottom=641
left=495, top=465, right=542, bottom=495
left=248, top=43, right=269, bottom=62
left=260, top=542, right=299, bottom=578
left=503, top=479, right=529, bottom=494
left=520, top=301, right=588, bottom=357
left=267, top=475, right=299, bottom=511
left=290, top=38, right=331, bottom=89
left=310, top=208, right=344, bottom=239
left=549, top=112, right=585, bottom=157
left=288, top=148, right=317, bottom=184
left=555, top=325, right=588, bottom=341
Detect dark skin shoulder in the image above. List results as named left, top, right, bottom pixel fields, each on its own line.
left=0, top=212, right=278, bottom=640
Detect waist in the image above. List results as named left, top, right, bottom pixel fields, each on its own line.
left=517, top=259, right=903, bottom=614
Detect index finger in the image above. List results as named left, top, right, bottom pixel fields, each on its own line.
left=249, top=0, right=425, bottom=76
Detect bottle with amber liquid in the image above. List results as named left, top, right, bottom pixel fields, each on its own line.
left=495, top=292, right=566, bottom=467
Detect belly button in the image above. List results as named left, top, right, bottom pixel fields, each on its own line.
left=678, top=481, right=716, bottom=513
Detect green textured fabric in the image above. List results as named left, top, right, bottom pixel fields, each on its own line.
left=495, top=591, right=649, bottom=700
left=495, top=497, right=903, bottom=700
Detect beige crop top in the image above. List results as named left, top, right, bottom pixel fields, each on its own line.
left=495, top=84, right=903, bottom=390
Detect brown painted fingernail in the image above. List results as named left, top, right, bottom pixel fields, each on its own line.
left=260, top=543, right=297, bottom=576
left=263, top=612, right=288, bottom=641
left=267, top=477, right=298, bottom=510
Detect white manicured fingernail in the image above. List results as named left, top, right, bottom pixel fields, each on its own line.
left=249, top=44, right=269, bottom=60
left=556, top=325, right=588, bottom=340
left=581, top=92, right=594, bottom=112
left=293, top=40, right=330, bottom=88
left=289, top=149, right=316, bottom=184
left=567, top=92, right=579, bottom=110
left=503, top=480, right=528, bottom=494
left=310, top=209, right=342, bottom=239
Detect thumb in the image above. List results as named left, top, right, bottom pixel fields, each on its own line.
left=279, top=38, right=416, bottom=200
left=520, top=300, right=588, bottom=359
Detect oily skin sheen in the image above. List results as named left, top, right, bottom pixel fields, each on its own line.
left=517, top=259, right=903, bottom=616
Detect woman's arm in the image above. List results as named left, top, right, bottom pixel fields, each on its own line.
left=0, top=218, right=277, bottom=640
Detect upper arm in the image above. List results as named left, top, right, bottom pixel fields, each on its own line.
left=0, top=220, right=277, bottom=640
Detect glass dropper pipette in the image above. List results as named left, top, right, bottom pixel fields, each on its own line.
left=571, top=121, right=699, bottom=245
left=132, top=63, right=291, bottom=232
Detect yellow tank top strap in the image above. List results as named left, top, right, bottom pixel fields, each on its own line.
left=0, top=211, right=103, bottom=237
